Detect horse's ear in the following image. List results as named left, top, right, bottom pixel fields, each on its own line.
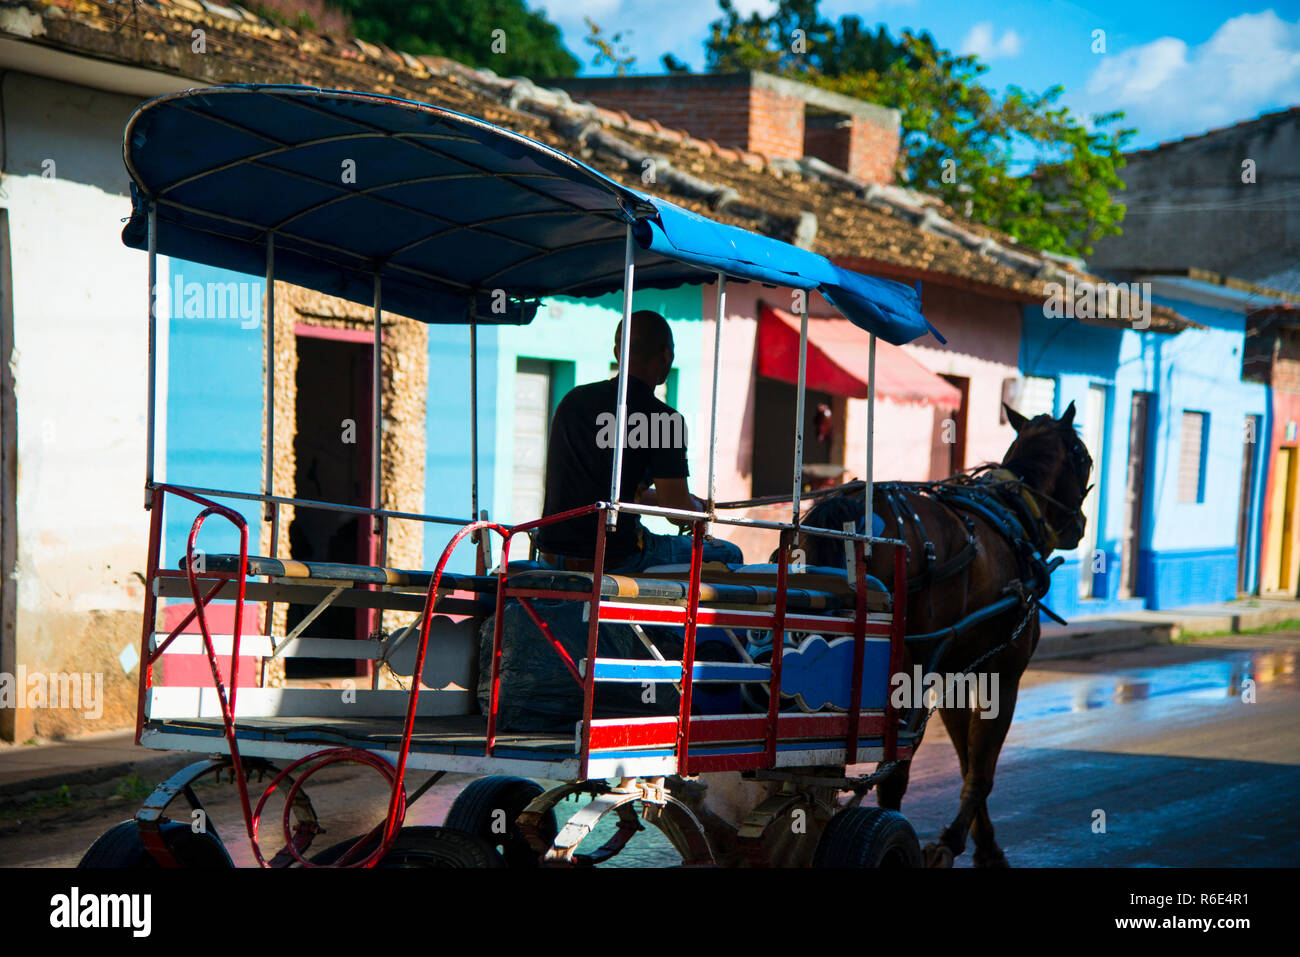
left=1060, top=400, right=1076, bottom=427
left=1004, top=403, right=1030, bottom=433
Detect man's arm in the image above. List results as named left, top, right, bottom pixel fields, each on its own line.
left=644, top=478, right=705, bottom=526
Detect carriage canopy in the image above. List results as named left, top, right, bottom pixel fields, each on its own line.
left=122, top=84, right=939, bottom=344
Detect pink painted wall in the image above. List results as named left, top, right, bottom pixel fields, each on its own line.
left=694, top=280, right=1023, bottom=563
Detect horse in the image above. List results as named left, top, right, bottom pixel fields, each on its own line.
left=785, top=401, right=1092, bottom=867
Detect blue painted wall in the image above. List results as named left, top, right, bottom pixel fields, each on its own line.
left=164, top=260, right=264, bottom=564
left=1020, top=290, right=1266, bottom=615
left=423, top=323, right=498, bottom=574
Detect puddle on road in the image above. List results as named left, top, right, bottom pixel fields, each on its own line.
left=1016, top=648, right=1297, bottom=723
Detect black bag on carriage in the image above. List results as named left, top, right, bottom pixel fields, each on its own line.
left=476, top=598, right=684, bottom=734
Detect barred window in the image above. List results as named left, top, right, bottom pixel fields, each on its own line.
left=1178, top=411, right=1209, bottom=503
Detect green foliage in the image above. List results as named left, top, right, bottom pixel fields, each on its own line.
left=699, top=0, right=1135, bottom=257
left=584, top=18, right=637, bottom=76
left=332, top=0, right=579, bottom=77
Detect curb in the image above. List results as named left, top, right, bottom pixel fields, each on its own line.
left=1035, top=621, right=1174, bottom=661
left=1035, top=604, right=1300, bottom=661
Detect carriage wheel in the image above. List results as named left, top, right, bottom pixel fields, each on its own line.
left=444, top=776, right=557, bottom=867
left=309, top=826, right=505, bottom=868
left=812, top=807, right=922, bottom=868
left=78, top=820, right=233, bottom=869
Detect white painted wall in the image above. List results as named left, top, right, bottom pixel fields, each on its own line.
left=1, top=71, right=158, bottom=734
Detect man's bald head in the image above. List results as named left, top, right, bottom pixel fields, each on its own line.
left=615, top=310, right=673, bottom=361
left=613, top=310, right=675, bottom=386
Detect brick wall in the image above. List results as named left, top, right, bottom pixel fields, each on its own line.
left=559, top=85, right=757, bottom=153
left=748, top=85, right=804, bottom=159
left=552, top=74, right=899, bottom=183
left=846, top=116, right=900, bottom=184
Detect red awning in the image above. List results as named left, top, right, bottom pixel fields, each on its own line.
left=757, top=304, right=962, bottom=409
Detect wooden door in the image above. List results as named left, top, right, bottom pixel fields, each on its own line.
left=1119, top=392, right=1150, bottom=599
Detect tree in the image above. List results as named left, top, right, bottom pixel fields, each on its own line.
left=331, top=0, right=579, bottom=77
left=698, top=0, right=1134, bottom=257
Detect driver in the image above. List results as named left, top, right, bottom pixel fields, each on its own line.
left=535, top=310, right=743, bottom=573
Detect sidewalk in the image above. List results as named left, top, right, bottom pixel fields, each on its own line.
left=2, top=597, right=1297, bottom=808
left=0, top=730, right=189, bottom=803
left=1035, top=596, right=1300, bottom=660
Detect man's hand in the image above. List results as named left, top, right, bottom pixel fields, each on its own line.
left=650, top=478, right=706, bottom=528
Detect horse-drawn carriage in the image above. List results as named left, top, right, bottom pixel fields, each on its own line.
left=81, top=85, right=1089, bottom=869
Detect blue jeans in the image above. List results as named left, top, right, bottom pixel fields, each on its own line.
left=537, top=529, right=743, bottom=573
left=606, top=529, right=744, bottom=574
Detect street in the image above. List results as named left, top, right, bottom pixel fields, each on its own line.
left=2, top=633, right=1296, bottom=868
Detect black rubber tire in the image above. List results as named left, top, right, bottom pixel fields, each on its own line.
left=443, top=775, right=556, bottom=868
left=812, top=807, right=923, bottom=868
left=309, top=826, right=505, bottom=868
left=78, top=820, right=234, bottom=869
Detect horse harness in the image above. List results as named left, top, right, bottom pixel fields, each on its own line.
left=872, top=469, right=1068, bottom=610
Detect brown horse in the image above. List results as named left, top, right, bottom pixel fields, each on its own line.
left=793, top=402, right=1092, bottom=867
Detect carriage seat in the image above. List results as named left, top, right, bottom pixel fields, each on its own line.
left=639, top=561, right=891, bottom=613
left=504, top=567, right=882, bottom=612
left=187, top=554, right=499, bottom=595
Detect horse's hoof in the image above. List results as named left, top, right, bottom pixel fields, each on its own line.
left=922, top=842, right=954, bottom=868
left=973, top=847, right=1009, bottom=868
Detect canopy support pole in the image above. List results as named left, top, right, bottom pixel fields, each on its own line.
left=865, top=334, right=876, bottom=559
left=145, top=204, right=157, bottom=508
left=706, top=273, right=726, bottom=536
left=263, top=235, right=275, bottom=521
left=372, top=273, right=383, bottom=539
left=791, top=295, right=809, bottom=528
left=609, top=225, right=636, bottom=530
left=469, top=314, right=484, bottom=571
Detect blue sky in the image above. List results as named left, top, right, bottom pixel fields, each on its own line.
left=526, top=0, right=1300, bottom=150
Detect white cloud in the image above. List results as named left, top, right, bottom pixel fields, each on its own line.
left=960, top=22, right=1022, bottom=61
left=1085, top=10, right=1300, bottom=138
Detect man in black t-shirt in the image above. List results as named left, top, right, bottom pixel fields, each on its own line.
left=534, top=310, right=743, bottom=573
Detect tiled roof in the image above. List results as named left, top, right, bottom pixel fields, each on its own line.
left=8, top=0, right=1190, bottom=332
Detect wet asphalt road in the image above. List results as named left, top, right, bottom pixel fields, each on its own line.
left=3, top=633, right=1297, bottom=868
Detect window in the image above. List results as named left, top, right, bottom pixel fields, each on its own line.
left=609, top=363, right=675, bottom=406
left=1001, top=376, right=1055, bottom=423
left=1178, top=411, right=1209, bottom=503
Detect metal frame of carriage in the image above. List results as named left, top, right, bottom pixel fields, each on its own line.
left=89, top=84, right=949, bottom=869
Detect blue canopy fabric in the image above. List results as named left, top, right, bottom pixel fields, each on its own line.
left=122, top=84, right=941, bottom=344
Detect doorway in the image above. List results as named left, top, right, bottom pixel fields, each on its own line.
left=751, top=377, right=836, bottom=497
left=285, top=328, right=375, bottom=678
left=939, top=374, right=970, bottom=474
left=1265, top=447, right=1297, bottom=593
left=1118, top=392, right=1151, bottom=599
left=1078, top=385, right=1107, bottom=599
left=1237, top=415, right=1261, bottom=593
left=513, top=359, right=554, bottom=526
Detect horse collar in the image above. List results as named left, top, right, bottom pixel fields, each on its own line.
left=986, top=467, right=1060, bottom=555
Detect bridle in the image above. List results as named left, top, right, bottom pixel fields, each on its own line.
left=1024, top=428, right=1092, bottom=553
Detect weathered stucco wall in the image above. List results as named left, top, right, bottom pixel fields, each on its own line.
left=1, top=73, right=152, bottom=739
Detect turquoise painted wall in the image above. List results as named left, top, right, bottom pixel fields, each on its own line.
left=491, top=287, right=706, bottom=538
left=164, top=260, right=264, bottom=563
left=1020, top=294, right=1266, bottom=614
left=423, top=323, right=498, bottom=574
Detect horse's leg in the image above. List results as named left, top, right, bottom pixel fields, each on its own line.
left=967, top=672, right=1023, bottom=868
left=920, top=704, right=973, bottom=866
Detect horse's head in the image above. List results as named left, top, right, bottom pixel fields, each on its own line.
left=1002, top=400, right=1093, bottom=552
